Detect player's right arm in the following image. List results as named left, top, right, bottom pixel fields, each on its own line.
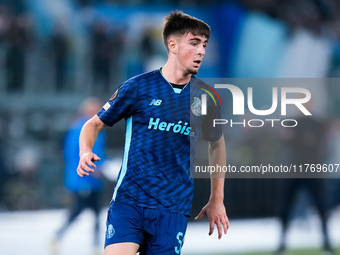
left=77, top=115, right=107, bottom=177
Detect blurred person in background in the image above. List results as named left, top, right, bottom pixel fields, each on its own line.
left=50, top=21, right=70, bottom=92
left=4, top=13, right=33, bottom=92
left=140, top=27, right=167, bottom=73
left=0, top=5, right=11, bottom=43
left=91, top=19, right=122, bottom=94
left=0, top=120, right=9, bottom=211
left=324, top=119, right=340, bottom=210
left=52, top=97, right=106, bottom=254
left=276, top=113, right=333, bottom=255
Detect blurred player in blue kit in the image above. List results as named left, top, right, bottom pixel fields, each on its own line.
left=52, top=97, right=106, bottom=254
left=77, top=11, right=229, bottom=255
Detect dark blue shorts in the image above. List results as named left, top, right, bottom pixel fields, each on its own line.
left=105, top=201, right=188, bottom=255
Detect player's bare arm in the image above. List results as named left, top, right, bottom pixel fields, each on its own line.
left=77, top=115, right=106, bottom=177
left=195, top=134, right=229, bottom=239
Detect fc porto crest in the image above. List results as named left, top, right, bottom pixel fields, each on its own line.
left=106, top=224, right=115, bottom=239
left=191, top=97, right=202, bottom=116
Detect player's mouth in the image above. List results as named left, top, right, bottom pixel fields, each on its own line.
left=193, top=60, right=201, bottom=67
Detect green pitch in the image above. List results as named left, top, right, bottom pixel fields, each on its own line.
left=184, top=247, right=340, bottom=255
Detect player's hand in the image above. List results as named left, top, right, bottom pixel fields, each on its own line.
left=77, top=152, right=101, bottom=177
left=195, top=199, right=229, bottom=239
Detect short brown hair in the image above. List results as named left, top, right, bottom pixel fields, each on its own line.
left=162, top=11, right=210, bottom=51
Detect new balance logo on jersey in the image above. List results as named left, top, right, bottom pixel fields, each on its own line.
left=149, top=99, right=162, bottom=106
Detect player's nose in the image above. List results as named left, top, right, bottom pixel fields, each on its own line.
left=198, top=45, right=205, bottom=57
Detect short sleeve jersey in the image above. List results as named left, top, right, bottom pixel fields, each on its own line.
left=97, top=69, right=222, bottom=216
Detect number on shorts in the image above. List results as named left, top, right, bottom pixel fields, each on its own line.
left=175, top=232, right=184, bottom=254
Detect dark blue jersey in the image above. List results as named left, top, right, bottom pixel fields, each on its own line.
left=97, top=69, right=222, bottom=216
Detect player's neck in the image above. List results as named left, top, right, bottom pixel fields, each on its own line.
left=161, top=61, right=191, bottom=85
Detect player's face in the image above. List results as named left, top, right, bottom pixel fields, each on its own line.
left=176, top=32, right=208, bottom=75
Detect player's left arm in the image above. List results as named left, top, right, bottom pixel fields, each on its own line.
left=195, top=134, right=229, bottom=239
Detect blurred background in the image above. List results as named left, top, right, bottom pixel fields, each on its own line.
left=1, top=0, right=340, bottom=254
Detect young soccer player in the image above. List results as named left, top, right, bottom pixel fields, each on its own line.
left=77, top=11, right=229, bottom=255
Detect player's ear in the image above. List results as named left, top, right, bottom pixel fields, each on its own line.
left=168, top=37, right=178, bottom=54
